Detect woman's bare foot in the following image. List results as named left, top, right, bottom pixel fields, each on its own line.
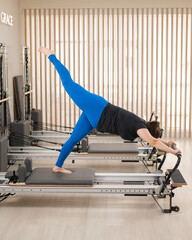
left=52, top=166, right=72, bottom=174
left=38, top=46, right=55, bottom=57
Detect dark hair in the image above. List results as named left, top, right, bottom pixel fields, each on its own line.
left=146, top=121, right=161, bottom=138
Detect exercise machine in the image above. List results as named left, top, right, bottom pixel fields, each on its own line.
left=0, top=43, right=11, bottom=172
left=0, top=145, right=187, bottom=213
left=8, top=135, right=159, bottom=167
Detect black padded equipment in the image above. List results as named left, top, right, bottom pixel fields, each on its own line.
left=24, top=158, right=32, bottom=172
left=25, top=168, right=95, bottom=185
left=18, top=165, right=27, bottom=182
left=81, top=138, right=88, bottom=152
left=31, top=109, right=42, bottom=130
left=10, top=120, right=30, bottom=146
left=87, top=143, right=139, bottom=153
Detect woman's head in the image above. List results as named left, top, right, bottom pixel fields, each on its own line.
left=146, top=121, right=161, bottom=138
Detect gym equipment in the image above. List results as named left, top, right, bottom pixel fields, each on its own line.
left=9, top=120, right=30, bottom=146
left=0, top=146, right=187, bottom=213
left=13, top=47, right=32, bottom=122
left=0, top=43, right=11, bottom=172
left=31, top=109, right=42, bottom=131
left=8, top=136, right=159, bottom=166
left=13, top=75, right=32, bottom=122
left=0, top=43, right=11, bottom=134
left=0, top=136, right=8, bottom=172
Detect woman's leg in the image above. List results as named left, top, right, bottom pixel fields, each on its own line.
left=53, top=112, right=93, bottom=173
left=39, top=47, right=108, bottom=128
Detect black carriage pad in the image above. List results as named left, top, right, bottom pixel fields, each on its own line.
left=25, top=168, right=95, bottom=186
left=87, top=143, right=139, bottom=154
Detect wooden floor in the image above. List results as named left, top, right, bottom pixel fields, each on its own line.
left=0, top=138, right=191, bottom=240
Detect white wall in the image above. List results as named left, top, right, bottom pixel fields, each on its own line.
left=0, top=0, right=22, bottom=119
left=20, top=0, right=192, bottom=9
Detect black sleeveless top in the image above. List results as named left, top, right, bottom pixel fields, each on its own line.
left=97, top=103, right=147, bottom=141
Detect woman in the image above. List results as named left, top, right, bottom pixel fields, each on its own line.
left=38, top=47, right=181, bottom=174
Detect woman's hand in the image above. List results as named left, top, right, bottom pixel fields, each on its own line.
left=173, top=148, right=182, bottom=156
left=137, top=129, right=182, bottom=156
left=167, top=140, right=176, bottom=148
left=167, top=141, right=182, bottom=155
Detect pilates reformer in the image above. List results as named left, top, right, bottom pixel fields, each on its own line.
left=8, top=133, right=160, bottom=167
left=0, top=145, right=187, bottom=213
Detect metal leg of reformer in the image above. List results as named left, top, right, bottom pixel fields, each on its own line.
left=151, top=189, right=180, bottom=213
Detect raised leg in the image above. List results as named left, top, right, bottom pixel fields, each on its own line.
left=39, top=47, right=108, bottom=128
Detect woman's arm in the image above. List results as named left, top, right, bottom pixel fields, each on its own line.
left=137, top=129, right=181, bottom=155
left=158, top=138, right=176, bottom=147
left=158, top=138, right=169, bottom=146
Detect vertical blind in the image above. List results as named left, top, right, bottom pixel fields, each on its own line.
left=24, top=8, right=192, bottom=137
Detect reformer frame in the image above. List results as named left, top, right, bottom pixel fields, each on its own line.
left=8, top=143, right=158, bottom=165
left=0, top=149, right=187, bottom=213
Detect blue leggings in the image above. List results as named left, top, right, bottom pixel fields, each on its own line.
left=48, top=54, right=108, bottom=167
